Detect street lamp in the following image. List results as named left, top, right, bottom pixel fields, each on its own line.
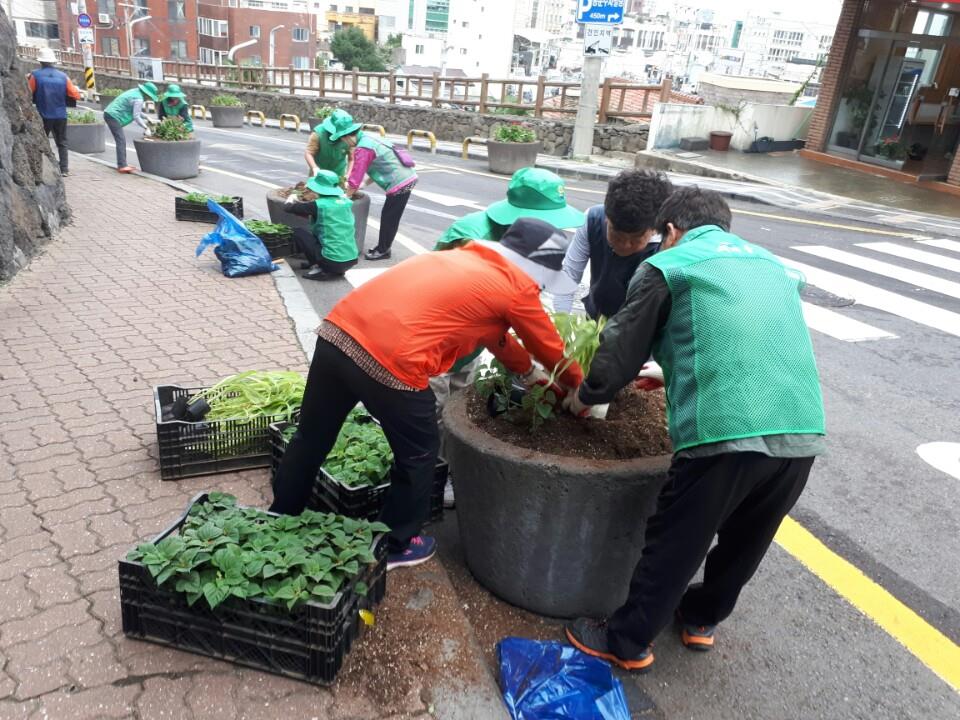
left=269, top=25, right=285, bottom=67
left=117, top=3, right=152, bottom=78
left=228, top=38, right=260, bottom=63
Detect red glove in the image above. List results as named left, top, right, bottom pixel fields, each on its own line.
left=634, top=362, right=664, bottom=392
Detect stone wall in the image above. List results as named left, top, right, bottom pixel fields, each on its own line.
left=64, top=72, right=648, bottom=157
left=0, top=8, right=69, bottom=283
left=696, top=82, right=796, bottom=108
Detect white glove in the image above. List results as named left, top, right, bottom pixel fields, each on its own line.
left=519, top=363, right=551, bottom=388
left=284, top=193, right=298, bottom=205
left=635, top=361, right=664, bottom=391
left=143, top=126, right=152, bottom=138
left=562, top=388, right=592, bottom=418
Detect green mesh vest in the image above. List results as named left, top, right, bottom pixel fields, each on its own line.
left=645, top=225, right=825, bottom=451
left=104, top=88, right=145, bottom=127
left=357, top=134, right=415, bottom=192
left=311, top=196, right=358, bottom=263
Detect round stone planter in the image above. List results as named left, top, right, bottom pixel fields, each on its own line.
left=487, top=140, right=542, bottom=175
left=210, top=105, right=245, bottom=128
left=133, top=138, right=201, bottom=180
left=266, top=189, right=370, bottom=254
left=307, top=117, right=324, bottom=131
left=443, top=392, right=671, bottom=618
left=65, top=122, right=105, bottom=154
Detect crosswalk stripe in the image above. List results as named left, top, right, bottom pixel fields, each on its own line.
left=919, top=239, right=960, bottom=255
left=800, top=302, right=896, bottom=342
left=780, top=257, right=960, bottom=338
left=344, top=268, right=389, bottom=288
left=792, top=246, right=960, bottom=301
left=856, top=242, right=960, bottom=274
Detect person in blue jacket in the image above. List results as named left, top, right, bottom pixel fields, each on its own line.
left=28, top=48, right=82, bottom=176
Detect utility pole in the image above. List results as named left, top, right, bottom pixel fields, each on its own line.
left=572, top=54, right=601, bottom=157
left=570, top=0, right=622, bottom=158
left=117, top=2, right=152, bottom=77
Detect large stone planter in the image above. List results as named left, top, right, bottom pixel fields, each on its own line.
left=443, top=392, right=671, bottom=618
left=266, top=189, right=370, bottom=254
left=210, top=105, right=245, bottom=128
left=65, top=122, right=105, bottom=154
left=134, top=138, right=200, bottom=180
left=487, top=140, right=541, bottom=175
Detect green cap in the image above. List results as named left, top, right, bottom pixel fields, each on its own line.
left=161, top=83, right=187, bottom=102
left=306, top=169, right=346, bottom=197
left=485, top=167, right=585, bottom=230
left=322, top=109, right=362, bottom=141
left=138, top=82, right=159, bottom=102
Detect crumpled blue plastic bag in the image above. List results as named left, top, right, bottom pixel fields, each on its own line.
left=497, top=637, right=630, bottom=720
left=195, top=199, right=277, bottom=278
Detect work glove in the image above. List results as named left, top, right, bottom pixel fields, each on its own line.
left=634, top=361, right=664, bottom=392
left=143, top=126, right=152, bottom=138
left=562, top=388, right=592, bottom=418
left=520, top=363, right=567, bottom=403
left=284, top=193, right=298, bottom=205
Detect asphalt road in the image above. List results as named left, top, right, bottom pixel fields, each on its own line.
left=86, top=115, right=960, bottom=719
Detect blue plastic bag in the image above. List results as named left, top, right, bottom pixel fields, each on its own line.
left=195, top=199, right=277, bottom=278
left=497, top=637, right=630, bottom=720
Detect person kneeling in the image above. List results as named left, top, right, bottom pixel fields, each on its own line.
left=284, top=170, right=358, bottom=281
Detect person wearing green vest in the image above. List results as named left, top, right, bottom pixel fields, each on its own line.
left=157, top=84, right=193, bottom=133
left=303, top=108, right=356, bottom=181
left=283, top=170, right=359, bottom=281
left=103, top=82, right=159, bottom=173
left=339, top=125, right=417, bottom=261
left=563, top=187, right=826, bottom=673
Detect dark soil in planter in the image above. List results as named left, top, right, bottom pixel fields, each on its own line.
left=467, top=385, right=671, bottom=460
left=280, top=182, right=320, bottom=202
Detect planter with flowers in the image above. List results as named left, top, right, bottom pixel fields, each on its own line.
left=487, top=123, right=541, bottom=175
left=870, top=137, right=908, bottom=171
left=134, top=117, right=200, bottom=180
left=209, top=94, right=245, bottom=128
left=65, top=109, right=105, bottom=154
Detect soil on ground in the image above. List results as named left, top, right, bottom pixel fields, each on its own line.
left=279, top=182, right=319, bottom=202
left=467, top=385, right=672, bottom=460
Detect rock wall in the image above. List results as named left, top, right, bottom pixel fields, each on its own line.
left=63, top=72, right=648, bottom=157
left=1, top=9, right=69, bottom=283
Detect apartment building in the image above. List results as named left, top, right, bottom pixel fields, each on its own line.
left=9, top=0, right=61, bottom=47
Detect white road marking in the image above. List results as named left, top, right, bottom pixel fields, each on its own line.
left=800, top=302, right=897, bottom=342
left=919, top=239, right=960, bottom=254
left=780, top=257, right=960, bottom=338
left=916, top=442, right=960, bottom=481
left=366, top=218, right=426, bottom=256
left=344, top=268, right=389, bottom=288
left=414, top=189, right=485, bottom=210
left=856, top=242, right=960, bottom=274
left=197, top=165, right=282, bottom=189
left=792, top=245, right=960, bottom=301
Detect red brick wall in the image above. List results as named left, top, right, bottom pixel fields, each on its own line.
left=949, top=153, right=960, bottom=187
left=806, top=0, right=864, bottom=152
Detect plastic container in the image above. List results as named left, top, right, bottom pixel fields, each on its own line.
left=251, top=227, right=296, bottom=259
left=175, top=196, right=244, bottom=223
left=119, top=493, right=386, bottom=685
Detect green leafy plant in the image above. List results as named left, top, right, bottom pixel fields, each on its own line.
left=190, top=371, right=305, bottom=423
left=330, top=26, right=387, bottom=72
left=874, top=136, right=908, bottom=161
left=494, top=124, right=537, bottom=143
left=99, top=87, right=123, bottom=98
left=183, top=191, right=235, bottom=204
left=151, top=116, right=192, bottom=141
left=126, top=492, right=388, bottom=610
left=493, top=95, right=530, bottom=116
left=714, top=101, right=750, bottom=134
left=67, top=110, right=98, bottom=124
left=210, top=94, right=243, bottom=107
left=313, top=105, right=335, bottom=120
left=245, top=219, right=292, bottom=235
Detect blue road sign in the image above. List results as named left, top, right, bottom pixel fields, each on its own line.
left=77, top=12, right=92, bottom=27
left=576, top=0, right=625, bottom=25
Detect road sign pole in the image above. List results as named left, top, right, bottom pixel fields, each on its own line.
left=572, top=54, right=602, bottom=158
left=82, top=44, right=96, bottom=92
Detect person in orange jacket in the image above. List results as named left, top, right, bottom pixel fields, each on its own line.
left=28, top=48, right=82, bottom=176
left=270, top=218, right=584, bottom=570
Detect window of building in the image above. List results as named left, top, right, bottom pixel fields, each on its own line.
left=250, top=24, right=260, bottom=37
left=198, top=17, right=228, bottom=37
left=168, top=0, right=186, bottom=20
left=292, top=26, right=309, bottom=41
left=25, top=21, right=59, bottom=39
left=134, top=37, right=150, bottom=56
left=246, top=54, right=261, bottom=65
left=329, top=3, right=337, bottom=8
left=199, top=46, right=226, bottom=64
left=415, top=44, right=424, bottom=53
left=292, top=55, right=310, bottom=68
left=460, top=47, right=467, bottom=54
left=133, top=0, right=148, bottom=18
left=170, top=40, right=188, bottom=58
left=912, top=10, right=952, bottom=36
left=359, top=6, right=374, bottom=14
left=101, top=36, right=120, bottom=55
left=101, top=0, right=116, bottom=15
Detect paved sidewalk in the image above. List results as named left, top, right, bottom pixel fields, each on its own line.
left=0, top=159, right=505, bottom=720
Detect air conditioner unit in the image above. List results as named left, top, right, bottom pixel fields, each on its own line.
left=98, top=12, right=110, bottom=23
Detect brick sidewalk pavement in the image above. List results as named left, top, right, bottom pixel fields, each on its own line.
left=0, top=160, right=504, bottom=720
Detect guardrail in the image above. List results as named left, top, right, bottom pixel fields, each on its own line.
left=18, top=45, right=701, bottom=122
left=462, top=136, right=488, bottom=160
left=244, top=110, right=266, bottom=127
left=190, top=104, right=207, bottom=119
left=407, top=130, right=437, bottom=154
left=279, top=113, right=301, bottom=131
left=363, top=124, right=386, bottom=137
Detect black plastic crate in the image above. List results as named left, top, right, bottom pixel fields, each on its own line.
left=154, top=385, right=294, bottom=481
left=252, top=228, right=296, bottom=259
left=120, top=493, right=386, bottom=686
left=270, top=420, right=446, bottom=523
left=174, top=196, right=244, bottom=223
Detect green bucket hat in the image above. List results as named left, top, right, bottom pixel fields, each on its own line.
left=138, top=82, right=159, bottom=102
left=161, top=84, right=187, bottom=102
left=306, top=169, right=346, bottom=197
left=322, top=109, right=362, bottom=141
left=485, top=167, right=585, bottom=230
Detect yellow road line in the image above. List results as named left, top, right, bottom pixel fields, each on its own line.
left=775, top=516, right=960, bottom=691
left=732, top=208, right=925, bottom=239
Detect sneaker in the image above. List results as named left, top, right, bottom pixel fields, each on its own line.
left=301, top=267, right=341, bottom=281
left=117, top=166, right=136, bottom=174
left=387, top=535, right=436, bottom=571
left=564, top=618, right=654, bottom=673
left=443, top=478, right=455, bottom=509
left=676, top=611, right=715, bottom=652
left=364, top=247, right=391, bottom=261
left=60, top=169, right=69, bottom=177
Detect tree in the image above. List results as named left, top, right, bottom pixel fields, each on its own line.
left=330, top=27, right=386, bottom=72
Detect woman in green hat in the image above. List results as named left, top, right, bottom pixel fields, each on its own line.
left=157, top=84, right=193, bottom=133
left=303, top=108, right=357, bottom=181
left=102, top=81, right=159, bottom=173
left=283, top=169, right=359, bottom=281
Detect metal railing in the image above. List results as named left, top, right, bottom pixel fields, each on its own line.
left=18, top=46, right=702, bottom=122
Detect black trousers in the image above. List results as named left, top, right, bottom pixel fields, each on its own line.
left=269, top=337, right=439, bottom=553
left=104, top=114, right=128, bottom=168
left=375, top=185, right=414, bottom=253
left=292, top=228, right=357, bottom=275
left=607, top=452, right=814, bottom=658
left=43, top=118, right=68, bottom=172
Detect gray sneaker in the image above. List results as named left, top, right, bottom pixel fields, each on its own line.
left=443, top=478, right=455, bottom=509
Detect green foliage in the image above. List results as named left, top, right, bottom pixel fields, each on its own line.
left=874, top=136, right=908, bottom=161
left=245, top=219, right=291, bottom=235
left=330, top=27, right=386, bottom=72
left=843, top=83, right=874, bottom=133
left=552, top=312, right=606, bottom=378
left=99, top=87, right=123, bottom=97
left=152, top=116, right=192, bottom=141
left=184, top=191, right=234, bottom=204
left=67, top=110, right=98, bottom=124
left=494, top=124, right=536, bottom=143
left=126, top=492, right=388, bottom=610
left=313, top=105, right=335, bottom=120
left=191, top=371, right=305, bottom=423
left=210, top=94, right=243, bottom=107
left=493, top=95, right=529, bottom=116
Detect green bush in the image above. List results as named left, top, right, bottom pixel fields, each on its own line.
left=99, top=87, right=123, bottom=98
left=67, top=110, right=98, bottom=124
left=245, top=219, right=291, bottom=235
left=152, top=117, right=192, bottom=141
left=494, top=124, right=536, bottom=143
left=210, top=94, right=243, bottom=107
left=183, top=192, right=235, bottom=204
left=313, top=105, right=335, bottom=120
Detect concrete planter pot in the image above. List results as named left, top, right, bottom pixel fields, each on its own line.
left=308, top=117, right=324, bottom=131
left=487, top=140, right=542, bottom=175
left=65, top=122, right=105, bottom=154
left=133, top=138, right=201, bottom=180
left=443, top=392, right=671, bottom=618
left=708, top=131, right=733, bottom=151
left=266, top=189, right=370, bottom=254
left=210, top=105, right=245, bottom=128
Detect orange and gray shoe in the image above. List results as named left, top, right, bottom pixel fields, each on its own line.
left=564, top=618, right=654, bottom=673
left=117, top=166, right=136, bottom=174
left=677, top=611, right=716, bottom=651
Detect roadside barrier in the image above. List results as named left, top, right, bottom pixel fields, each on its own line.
left=462, top=136, right=488, bottom=160
left=363, top=124, right=386, bottom=137
left=407, top=129, right=437, bottom=154
left=190, top=104, right=207, bottom=120
left=279, top=113, right=301, bottom=131
left=245, top=110, right=266, bottom=127
left=143, top=100, right=156, bottom=113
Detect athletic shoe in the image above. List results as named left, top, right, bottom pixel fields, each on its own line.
left=117, top=166, right=136, bottom=174
left=676, top=611, right=716, bottom=652
left=387, top=535, right=436, bottom=571
left=302, top=267, right=340, bottom=281
left=564, top=617, right=654, bottom=673
left=364, top=247, right=391, bottom=261
left=443, top=478, right=455, bottom=509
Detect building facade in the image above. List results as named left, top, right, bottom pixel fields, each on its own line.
left=9, top=0, right=61, bottom=48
